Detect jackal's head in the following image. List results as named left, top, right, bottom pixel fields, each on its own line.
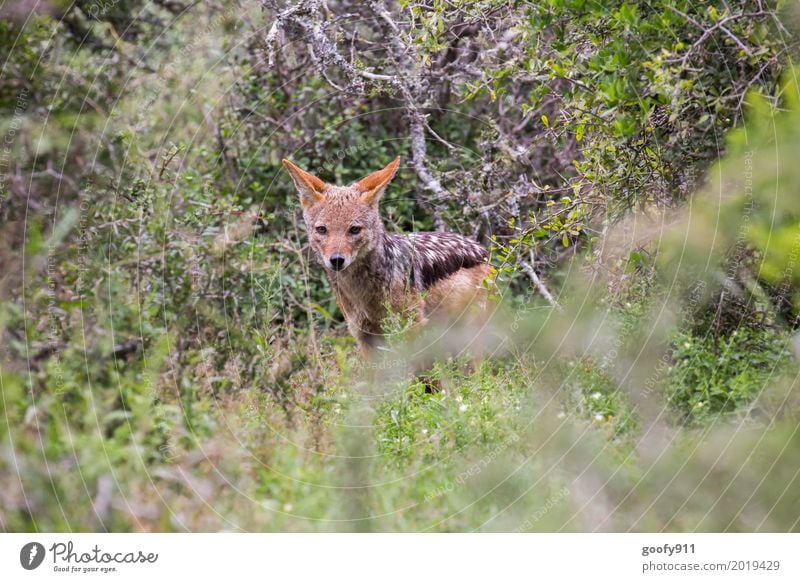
left=282, top=157, right=400, bottom=272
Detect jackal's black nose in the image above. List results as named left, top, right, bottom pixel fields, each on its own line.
left=329, top=254, right=346, bottom=270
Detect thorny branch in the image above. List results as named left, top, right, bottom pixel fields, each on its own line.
left=261, top=0, right=457, bottom=231
left=519, top=256, right=560, bottom=310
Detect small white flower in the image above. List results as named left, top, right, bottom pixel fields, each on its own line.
left=594, top=413, right=605, bottom=422
left=459, top=404, right=469, bottom=412
left=557, top=411, right=566, bottom=419
left=591, top=392, right=602, bottom=400
left=422, top=429, right=428, bottom=435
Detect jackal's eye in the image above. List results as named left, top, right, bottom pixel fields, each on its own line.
left=315, top=225, right=327, bottom=235
left=348, top=226, right=362, bottom=235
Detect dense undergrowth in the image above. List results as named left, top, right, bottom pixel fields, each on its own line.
left=1, top=1, right=799, bottom=532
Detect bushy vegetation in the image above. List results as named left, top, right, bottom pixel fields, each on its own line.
left=1, top=0, right=799, bottom=532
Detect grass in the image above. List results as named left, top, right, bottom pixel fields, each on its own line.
left=2, top=287, right=800, bottom=532
left=668, top=326, right=792, bottom=423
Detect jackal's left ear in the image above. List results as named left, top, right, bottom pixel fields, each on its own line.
left=282, top=159, right=327, bottom=209
left=356, top=156, right=400, bottom=207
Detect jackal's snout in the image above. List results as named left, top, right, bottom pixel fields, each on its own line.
left=329, top=253, right=346, bottom=271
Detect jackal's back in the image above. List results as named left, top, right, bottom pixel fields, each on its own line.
left=382, top=231, right=488, bottom=291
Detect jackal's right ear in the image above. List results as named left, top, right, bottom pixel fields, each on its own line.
left=282, top=159, right=327, bottom=209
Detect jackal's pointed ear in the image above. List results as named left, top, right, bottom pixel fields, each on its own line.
left=356, top=156, right=400, bottom=207
left=282, top=159, right=327, bottom=209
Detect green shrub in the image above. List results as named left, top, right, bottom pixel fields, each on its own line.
left=668, top=326, right=791, bottom=423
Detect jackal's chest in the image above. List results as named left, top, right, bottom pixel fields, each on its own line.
left=329, top=273, right=417, bottom=339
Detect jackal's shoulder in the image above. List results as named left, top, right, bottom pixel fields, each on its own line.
left=389, top=231, right=488, bottom=289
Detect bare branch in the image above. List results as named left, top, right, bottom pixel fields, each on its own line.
left=520, top=255, right=561, bottom=310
